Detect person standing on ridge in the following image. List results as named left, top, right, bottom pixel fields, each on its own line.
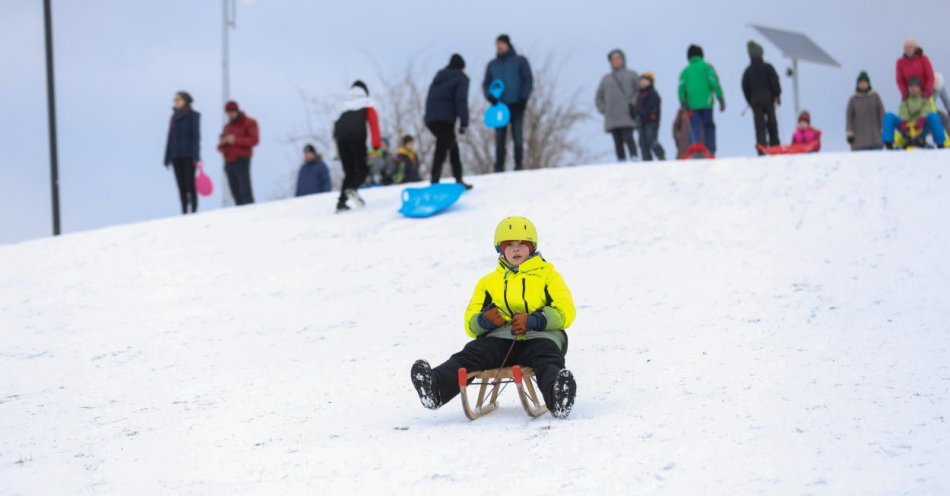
left=742, top=41, right=782, bottom=155
left=845, top=71, right=885, bottom=151
left=164, top=91, right=201, bottom=214
left=483, top=34, right=533, bottom=172
left=678, top=44, right=725, bottom=155
left=596, top=49, right=640, bottom=162
left=425, top=53, right=473, bottom=189
left=218, top=100, right=259, bottom=206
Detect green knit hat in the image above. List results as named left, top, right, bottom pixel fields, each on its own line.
left=747, top=40, right=764, bottom=58
left=856, top=71, right=871, bottom=90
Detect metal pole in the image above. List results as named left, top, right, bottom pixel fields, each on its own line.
left=43, top=0, right=61, bottom=236
left=221, top=0, right=234, bottom=207
left=792, top=58, right=800, bottom=115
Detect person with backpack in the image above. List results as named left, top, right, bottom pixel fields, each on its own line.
left=846, top=72, right=885, bottom=151
left=742, top=41, right=782, bottom=155
left=596, top=49, right=640, bottom=161
left=333, top=80, right=381, bottom=212
left=678, top=44, right=725, bottom=155
left=164, top=91, right=201, bottom=214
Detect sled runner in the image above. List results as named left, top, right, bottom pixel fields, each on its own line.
left=457, top=366, right=548, bottom=420
left=757, top=141, right=820, bottom=155
left=679, top=143, right=715, bottom=160
left=398, top=183, right=466, bottom=218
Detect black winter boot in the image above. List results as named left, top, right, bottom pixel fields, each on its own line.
left=411, top=360, right=442, bottom=410
left=549, top=369, right=576, bottom=419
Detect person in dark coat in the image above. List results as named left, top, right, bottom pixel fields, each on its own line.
left=483, top=34, right=533, bottom=172
left=425, top=53, right=472, bottom=189
left=742, top=41, right=782, bottom=155
left=217, top=100, right=260, bottom=206
left=164, top=91, right=201, bottom=214
left=295, top=144, right=331, bottom=197
left=636, top=72, right=666, bottom=161
left=333, top=80, right=381, bottom=212
left=394, top=135, right=421, bottom=184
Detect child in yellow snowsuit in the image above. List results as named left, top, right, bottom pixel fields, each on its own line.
left=411, top=216, right=578, bottom=418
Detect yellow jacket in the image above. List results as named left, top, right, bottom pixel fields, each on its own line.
left=464, top=255, right=576, bottom=348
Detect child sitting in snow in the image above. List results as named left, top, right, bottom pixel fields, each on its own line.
left=791, top=111, right=822, bottom=152
left=411, top=216, right=578, bottom=419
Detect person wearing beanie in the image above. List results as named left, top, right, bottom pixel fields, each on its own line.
left=483, top=34, right=533, bottom=172
left=846, top=71, right=885, bottom=150
left=595, top=49, right=641, bottom=161
left=678, top=44, right=725, bottom=154
left=882, top=76, right=946, bottom=149
left=393, top=135, right=421, bottom=184
left=636, top=72, right=666, bottom=160
left=164, top=91, right=201, bottom=214
left=411, top=216, right=578, bottom=419
left=217, top=100, right=259, bottom=206
left=425, top=53, right=473, bottom=189
left=295, top=144, right=331, bottom=197
left=742, top=40, right=782, bottom=155
left=333, top=80, right=382, bottom=212
left=791, top=111, right=822, bottom=152
left=896, top=38, right=935, bottom=100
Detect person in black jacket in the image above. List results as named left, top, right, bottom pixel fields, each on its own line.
left=483, top=35, right=533, bottom=172
left=742, top=41, right=783, bottom=155
left=636, top=72, right=666, bottom=161
left=425, top=54, right=473, bottom=189
left=164, top=91, right=201, bottom=214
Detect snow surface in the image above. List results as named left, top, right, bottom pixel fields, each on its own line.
left=2, top=152, right=949, bottom=495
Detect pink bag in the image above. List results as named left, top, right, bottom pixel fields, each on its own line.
left=195, top=161, right=213, bottom=197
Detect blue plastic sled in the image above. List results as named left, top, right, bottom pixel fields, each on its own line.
left=398, top=183, right=466, bottom=218
left=484, top=79, right=511, bottom=128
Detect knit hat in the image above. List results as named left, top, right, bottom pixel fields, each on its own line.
left=303, top=144, right=317, bottom=155
left=687, top=44, right=704, bottom=60
left=224, top=100, right=240, bottom=112
left=908, top=76, right=922, bottom=88
left=352, top=80, right=369, bottom=96
left=798, top=111, right=811, bottom=124
left=448, top=53, right=466, bottom=70
left=176, top=91, right=193, bottom=105
left=496, top=34, right=512, bottom=47
left=856, top=71, right=872, bottom=91
left=747, top=40, right=764, bottom=58
left=641, top=71, right=655, bottom=84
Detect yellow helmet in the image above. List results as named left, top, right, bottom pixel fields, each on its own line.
left=494, top=216, right=538, bottom=250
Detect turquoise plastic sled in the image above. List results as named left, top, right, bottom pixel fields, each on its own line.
left=484, top=79, right=511, bottom=128
left=398, top=183, right=466, bottom=218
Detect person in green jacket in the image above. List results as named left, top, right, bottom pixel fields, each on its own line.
left=882, top=77, right=946, bottom=148
left=678, top=44, right=725, bottom=154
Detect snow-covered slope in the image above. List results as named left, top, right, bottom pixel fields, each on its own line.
left=2, top=152, right=949, bottom=495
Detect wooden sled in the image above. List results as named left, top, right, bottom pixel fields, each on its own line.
left=458, top=366, right=548, bottom=420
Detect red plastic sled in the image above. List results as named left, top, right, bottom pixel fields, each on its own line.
left=757, top=141, right=819, bottom=155
left=679, top=143, right=715, bottom=160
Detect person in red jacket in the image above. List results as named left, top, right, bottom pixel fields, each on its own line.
left=896, top=38, right=935, bottom=100
left=217, top=100, right=260, bottom=205
left=333, top=81, right=381, bottom=212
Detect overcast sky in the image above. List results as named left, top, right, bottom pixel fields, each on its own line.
left=2, top=0, right=949, bottom=244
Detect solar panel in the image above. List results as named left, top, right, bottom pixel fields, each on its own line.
left=750, top=24, right=841, bottom=67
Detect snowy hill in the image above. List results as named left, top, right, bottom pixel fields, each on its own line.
left=2, top=152, right=949, bottom=495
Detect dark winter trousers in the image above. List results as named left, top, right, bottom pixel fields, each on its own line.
left=172, top=157, right=197, bottom=214
left=432, top=337, right=566, bottom=410
left=336, top=138, right=369, bottom=206
left=610, top=127, right=638, bottom=161
left=752, top=99, right=780, bottom=155
left=494, top=102, right=526, bottom=172
left=638, top=121, right=666, bottom=161
left=225, top=157, right=255, bottom=206
left=427, top=122, right=464, bottom=183
left=689, top=109, right=717, bottom=154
